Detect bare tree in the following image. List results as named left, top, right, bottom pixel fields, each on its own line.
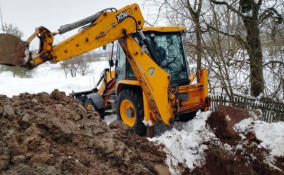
left=202, top=5, right=246, bottom=99
left=208, top=0, right=283, bottom=97
left=185, top=0, right=203, bottom=71
left=60, top=53, right=93, bottom=78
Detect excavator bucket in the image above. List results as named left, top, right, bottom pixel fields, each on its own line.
left=0, top=33, right=29, bottom=66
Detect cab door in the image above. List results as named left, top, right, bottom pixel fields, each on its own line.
left=115, top=44, right=126, bottom=85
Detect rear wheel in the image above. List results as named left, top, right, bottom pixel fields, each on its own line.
left=116, top=87, right=146, bottom=136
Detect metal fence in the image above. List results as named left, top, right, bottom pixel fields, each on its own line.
left=210, top=95, right=284, bottom=123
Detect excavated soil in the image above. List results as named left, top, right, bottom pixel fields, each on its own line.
left=1, top=91, right=283, bottom=175
left=0, top=90, right=168, bottom=175
left=0, top=33, right=29, bottom=66
left=192, top=106, right=284, bottom=175
left=206, top=106, right=250, bottom=145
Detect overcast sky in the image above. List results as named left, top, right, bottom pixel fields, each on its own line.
left=0, top=0, right=149, bottom=39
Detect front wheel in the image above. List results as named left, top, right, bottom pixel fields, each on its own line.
left=116, top=87, right=146, bottom=136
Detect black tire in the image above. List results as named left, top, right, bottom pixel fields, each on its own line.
left=116, top=87, right=146, bottom=136
left=177, top=111, right=197, bottom=122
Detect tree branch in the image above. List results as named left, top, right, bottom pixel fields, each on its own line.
left=209, top=0, right=245, bottom=18
left=206, top=23, right=247, bottom=48
left=259, top=7, right=283, bottom=24
left=144, top=20, right=154, bottom=27
left=150, top=0, right=168, bottom=26
left=263, top=60, right=284, bottom=67
left=197, top=0, right=203, bottom=14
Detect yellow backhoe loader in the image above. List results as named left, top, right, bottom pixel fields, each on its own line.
left=0, top=3, right=210, bottom=136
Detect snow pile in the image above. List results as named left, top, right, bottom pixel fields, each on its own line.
left=254, top=121, right=284, bottom=157
left=233, top=118, right=254, bottom=135
left=234, top=118, right=284, bottom=157
left=149, top=107, right=283, bottom=174
left=149, top=111, right=214, bottom=174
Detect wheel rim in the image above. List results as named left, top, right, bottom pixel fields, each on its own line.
left=120, top=99, right=136, bottom=127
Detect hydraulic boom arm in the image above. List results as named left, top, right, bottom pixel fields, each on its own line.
left=28, top=4, right=144, bottom=67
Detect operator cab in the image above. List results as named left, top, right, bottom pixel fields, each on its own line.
left=115, top=26, right=189, bottom=86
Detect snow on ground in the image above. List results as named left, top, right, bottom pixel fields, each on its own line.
left=0, top=61, right=109, bottom=97
left=254, top=121, right=284, bottom=157
left=149, top=110, right=284, bottom=174
left=235, top=118, right=284, bottom=157
left=0, top=60, right=120, bottom=125
left=149, top=111, right=214, bottom=174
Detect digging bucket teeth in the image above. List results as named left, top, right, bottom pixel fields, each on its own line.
left=0, top=33, right=30, bottom=67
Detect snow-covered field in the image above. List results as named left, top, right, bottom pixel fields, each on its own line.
left=0, top=61, right=109, bottom=97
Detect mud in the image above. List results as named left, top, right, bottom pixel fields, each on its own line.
left=206, top=106, right=250, bottom=145
left=0, top=89, right=168, bottom=175
left=0, top=33, right=29, bottom=66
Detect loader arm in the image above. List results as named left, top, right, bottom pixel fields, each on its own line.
left=30, top=4, right=144, bottom=67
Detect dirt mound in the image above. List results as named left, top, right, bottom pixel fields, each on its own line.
left=206, top=106, right=250, bottom=145
left=0, top=89, right=168, bottom=175
left=195, top=106, right=284, bottom=175
left=0, top=33, right=29, bottom=66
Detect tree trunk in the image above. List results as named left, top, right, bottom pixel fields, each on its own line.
left=241, top=3, right=264, bottom=97
left=195, top=17, right=202, bottom=71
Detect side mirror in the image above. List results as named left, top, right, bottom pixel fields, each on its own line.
left=103, top=45, right=107, bottom=50
left=109, top=59, right=114, bottom=67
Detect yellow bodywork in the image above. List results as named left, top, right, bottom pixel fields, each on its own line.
left=120, top=99, right=137, bottom=127
left=116, top=80, right=141, bottom=93
left=178, top=69, right=209, bottom=113
left=119, top=36, right=173, bottom=125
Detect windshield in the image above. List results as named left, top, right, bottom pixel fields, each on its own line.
left=146, top=32, right=188, bottom=84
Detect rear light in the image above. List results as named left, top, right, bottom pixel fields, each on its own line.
left=205, top=97, right=211, bottom=107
